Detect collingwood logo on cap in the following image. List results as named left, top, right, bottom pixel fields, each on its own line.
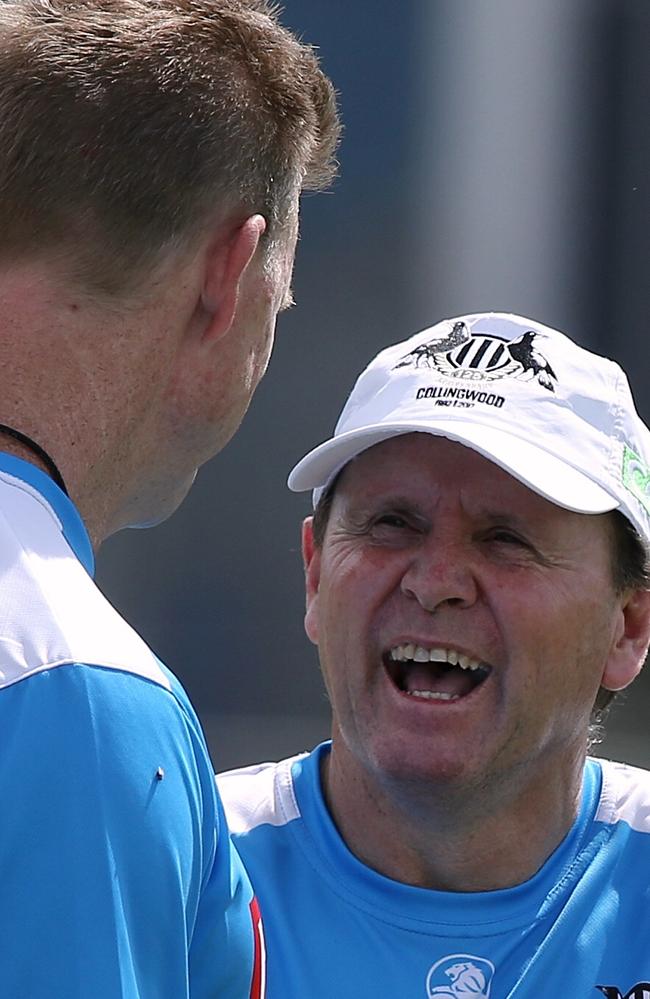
left=395, top=322, right=558, bottom=393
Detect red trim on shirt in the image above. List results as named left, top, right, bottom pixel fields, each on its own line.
left=249, top=896, right=266, bottom=999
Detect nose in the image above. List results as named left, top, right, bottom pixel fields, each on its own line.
left=399, top=540, right=478, bottom=613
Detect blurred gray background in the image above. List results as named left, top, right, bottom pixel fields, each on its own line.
left=97, top=0, right=650, bottom=772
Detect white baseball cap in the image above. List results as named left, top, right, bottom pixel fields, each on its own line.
left=288, top=312, right=650, bottom=547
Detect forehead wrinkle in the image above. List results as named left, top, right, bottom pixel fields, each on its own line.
left=456, top=486, right=559, bottom=535
left=465, top=502, right=534, bottom=527
left=338, top=486, right=432, bottom=517
left=337, top=435, right=560, bottom=524
left=339, top=471, right=550, bottom=535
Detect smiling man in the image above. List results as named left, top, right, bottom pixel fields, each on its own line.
left=218, top=313, right=650, bottom=998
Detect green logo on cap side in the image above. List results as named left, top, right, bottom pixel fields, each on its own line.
left=622, top=445, right=650, bottom=515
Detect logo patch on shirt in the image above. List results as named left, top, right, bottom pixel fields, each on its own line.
left=395, top=325, right=557, bottom=392
left=425, top=954, right=495, bottom=997
left=596, top=985, right=650, bottom=999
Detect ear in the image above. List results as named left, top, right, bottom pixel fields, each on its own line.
left=302, top=516, right=321, bottom=646
left=602, top=588, right=650, bottom=691
left=200, top=214, right=267, bottom=342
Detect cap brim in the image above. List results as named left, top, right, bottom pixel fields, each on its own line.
left=288, top=421, right=619, bottom=514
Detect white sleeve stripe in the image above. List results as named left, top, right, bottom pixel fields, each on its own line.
left=217, top=757, right=305, bottom=834
left=594, top=758, right=650, bottom=834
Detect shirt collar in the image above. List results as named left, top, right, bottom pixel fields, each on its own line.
left=0, top=452, right=95, bottom=576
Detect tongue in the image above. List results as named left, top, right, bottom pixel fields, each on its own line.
left=404, top=663, right=476, bottom=698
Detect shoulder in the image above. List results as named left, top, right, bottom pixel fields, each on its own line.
left=0, top=466, right=173, bottom=694
left=0, top=657, right=200, bottom=748
left=0, top=463, right=219, bottom=828
left=594, top=757, right=650, bottom=834
left=0, top=663, right=218, bottom=838
left=217, top=753, right=308, bottom=835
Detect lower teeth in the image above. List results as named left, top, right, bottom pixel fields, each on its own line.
left=408, top=690, right=459, bottom=701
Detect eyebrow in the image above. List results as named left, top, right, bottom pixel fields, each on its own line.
left=339, top=496, right=430, bottom=526
left=344, top=494, right=541, bottom=532
left=343, top=493, right=420, bottom=514
left=477, top=508, right=530, bottom=526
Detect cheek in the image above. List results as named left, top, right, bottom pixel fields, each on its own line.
left=511, top=586, right=617, bottom=701
left=247, top=315, right=277, bottom=388
left=307, top=544, right=405, bottom=651
left=307, top=563, right=359, bottom=653
left=257, top=325, right=275, bottom=374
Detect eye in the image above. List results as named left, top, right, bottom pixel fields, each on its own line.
left=341, top=504, right=426, bottom=542
left=375, top=513, right=410, bottom=529
left=365, top=510, right=424, bottom=544
left=484, top=527, right=537, bottom=557
left=491, top=528, right=526, bottom=545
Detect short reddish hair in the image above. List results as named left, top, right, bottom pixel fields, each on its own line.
left=0, top=0, right=340, bottom=293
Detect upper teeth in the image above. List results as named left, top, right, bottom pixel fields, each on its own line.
left=389, top=645, right=483, bottom=671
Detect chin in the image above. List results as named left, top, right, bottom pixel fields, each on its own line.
left=125, top=469, right=198, bottom=530
left=384, top=759, right=470, bottom=789
left=369, top=739, right=477, bottom=790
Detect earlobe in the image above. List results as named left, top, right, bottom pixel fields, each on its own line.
left=201, top=213, right=267, bottom=341
left=602, top=588, right=650, bottom=691
left=302, top=517, right=321, bottom=645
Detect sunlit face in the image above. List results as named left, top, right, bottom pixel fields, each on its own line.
left=303, top=433, right=639, bottom=796
left=118, top=207, right=299, bottom=533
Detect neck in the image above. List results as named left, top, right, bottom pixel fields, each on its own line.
left=322, top=738, right=586, bottom=892
left=0, top=260, right=178, bottom=548
left=0, top=425, right=68, bottom=495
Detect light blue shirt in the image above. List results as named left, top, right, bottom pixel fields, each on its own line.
left=220, top=741, right=650, bottom=998
left=0, top=454, right=264, bottom=998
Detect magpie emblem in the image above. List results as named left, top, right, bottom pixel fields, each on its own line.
left=505, top=330, right=557, bottom=391
left=395, top=321, right=471, bottom=368
left=395, top=327, right=558, bottom=391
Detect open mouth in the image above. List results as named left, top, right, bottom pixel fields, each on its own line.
left=384, top=644, right=491, bottom=702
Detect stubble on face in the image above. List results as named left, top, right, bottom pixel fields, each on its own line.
left=309, top=435, right=627, bottom=817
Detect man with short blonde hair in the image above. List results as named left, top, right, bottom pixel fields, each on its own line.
left=0, top=2, right=339, bottom=996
